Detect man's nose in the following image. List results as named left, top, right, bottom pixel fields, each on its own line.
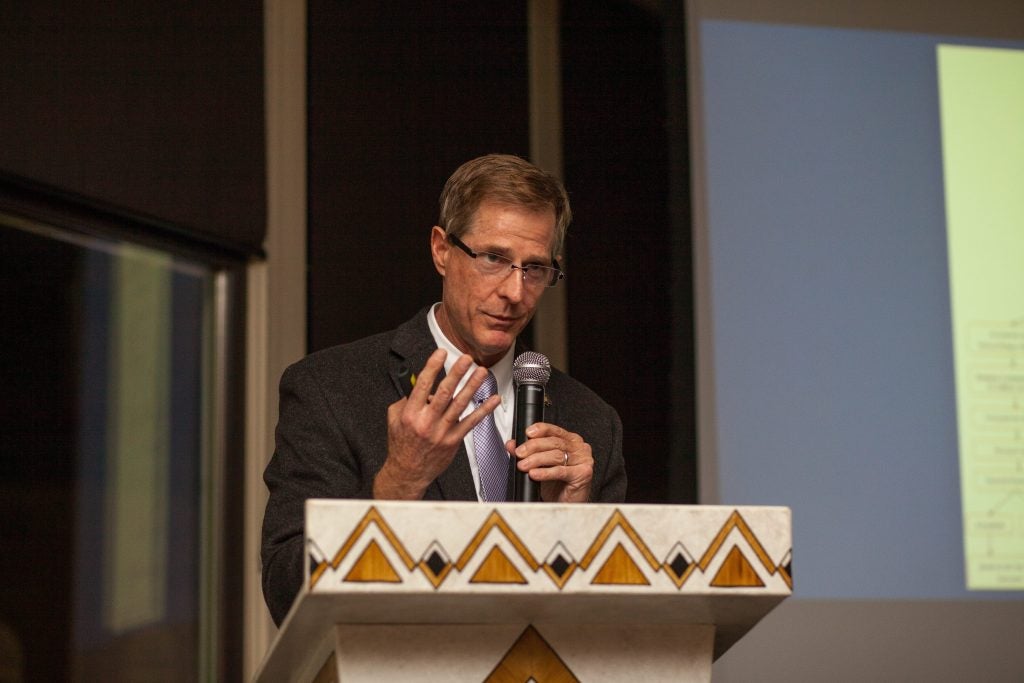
left=496, top=266, right=526, bottom=302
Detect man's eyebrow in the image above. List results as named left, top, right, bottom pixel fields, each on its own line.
left=478, top=244, right=552, bottom=266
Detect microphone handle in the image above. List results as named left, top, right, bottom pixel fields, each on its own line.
left=510, top=382, right=544, bottom=502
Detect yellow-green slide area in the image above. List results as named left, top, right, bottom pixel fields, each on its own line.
left=939, top=44, right=1024, bottom=590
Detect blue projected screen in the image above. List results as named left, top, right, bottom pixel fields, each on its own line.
left=698, top=19, right=1024, bottom=600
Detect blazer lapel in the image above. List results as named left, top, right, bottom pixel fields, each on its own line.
left=387, top=308, right=477, bottom=502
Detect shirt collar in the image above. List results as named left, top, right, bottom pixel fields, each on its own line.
left=427, top=303, right=515, bottom=409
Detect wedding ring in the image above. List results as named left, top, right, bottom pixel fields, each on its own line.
left=562, top=451, right=569, bottom=466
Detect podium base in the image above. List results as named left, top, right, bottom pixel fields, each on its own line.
left=315, top=623, right=713, bottom=682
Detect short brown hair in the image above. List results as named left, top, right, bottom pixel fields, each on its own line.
left=438, top=154, right=571, bottom=259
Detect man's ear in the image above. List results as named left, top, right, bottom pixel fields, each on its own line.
left=430, top=226, right=449, bottom=276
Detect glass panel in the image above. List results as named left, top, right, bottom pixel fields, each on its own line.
left=0, top=214, right=215, bottom=681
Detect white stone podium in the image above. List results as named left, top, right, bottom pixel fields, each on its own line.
left=254, top=501, right=791, bottom=682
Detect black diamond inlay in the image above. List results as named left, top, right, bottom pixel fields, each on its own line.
left=309, top=555, right=320, bottom=575
left=668, top=553, right=690, bottom=578
left=425, top=550, right=447, bottom=577
left=785, top=561, right=792, bottom=578
left=549, top=554, right=570, bottom=578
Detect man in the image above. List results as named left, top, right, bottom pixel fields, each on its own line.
left=261, top=154, right=626, bottom=625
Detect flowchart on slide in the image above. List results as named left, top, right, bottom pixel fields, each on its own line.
left=958, top=320, right=1024, bottom=589
left=939, top=44, right=1024, bottom=589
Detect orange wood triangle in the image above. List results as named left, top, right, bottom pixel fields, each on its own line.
left=591, top=542, right=650, bottom=585
left=344, top=539, right=402, bottom=583
left=711, top=545, right=765, bottom=587
left=485, top=625, right=579, bottom=683
left=471, top=546, right=527, bottom=584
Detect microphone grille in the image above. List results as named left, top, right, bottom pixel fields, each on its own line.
left=513, top=351, right=551, bottom=386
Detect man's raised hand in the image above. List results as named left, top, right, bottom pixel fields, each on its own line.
left=373, top=349, right=500, bottom=499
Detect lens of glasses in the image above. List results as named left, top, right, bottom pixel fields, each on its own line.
left=474, top=252, right=560, bottom=287
left=448, top=233, right=563, bottom=287
left=524, top=266, right=557, bottom=287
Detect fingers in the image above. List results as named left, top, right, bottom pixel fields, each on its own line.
left=508, top=423, right=594, bottom=503
left=407, top=348, right=446, bottom=405
left=427, top=352, right=470, bottom=408
left=512, top=423, right=588, bottom=470
left=389, top=352, right=500, bottom=458
left=413, top=352, right=492, bottom=422
left=508, top=424, right=594, bottom=504
left=381, top=353, right=499, bottom=500
left=441, top=359, right=488, bottom=421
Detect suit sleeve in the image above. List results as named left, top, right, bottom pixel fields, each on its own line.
left=590, top=403, right=627, bottom=503
left=260, top=360, right=372, bottom=625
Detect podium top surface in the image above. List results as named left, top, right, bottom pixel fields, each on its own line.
left=257, top=501, right=791, bottom=681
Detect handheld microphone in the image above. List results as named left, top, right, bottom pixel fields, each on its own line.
left=509, top=351, right=551, bottom=502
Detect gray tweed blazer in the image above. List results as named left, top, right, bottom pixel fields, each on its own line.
left=260, top=307, right=626, bottom=624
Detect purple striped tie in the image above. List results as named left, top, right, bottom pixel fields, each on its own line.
left=472, top=371, right=507, bottom=502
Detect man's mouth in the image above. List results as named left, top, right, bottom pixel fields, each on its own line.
left=485, top=312, right=519, bottom=327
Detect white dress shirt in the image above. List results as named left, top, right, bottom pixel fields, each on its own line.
left=427, top=303, right=515, bottom=501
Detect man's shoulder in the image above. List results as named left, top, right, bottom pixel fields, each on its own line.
left=286, top=309, right=431, bottom=379
left=288, top=329, right=390, bottom=376
left=547, top=366, right=617, bottom=416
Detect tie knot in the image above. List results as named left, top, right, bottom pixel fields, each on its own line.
left=473, top=370, right=498, bottom=403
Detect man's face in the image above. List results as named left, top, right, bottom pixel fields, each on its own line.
left=431, top=200, right=557, bottom=367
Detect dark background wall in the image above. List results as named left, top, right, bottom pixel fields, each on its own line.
left=0, top=230, right=79, bottom=681
left=0, top=1, right=266, bottom=255
left=0, top=2, right=263, bottom=679
left=307, top=1, right=531, bottom=351
left=562, top=0, right=683, bottom=503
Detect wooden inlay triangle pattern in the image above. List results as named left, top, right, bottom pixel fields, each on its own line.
left=579, top=509, right=660, bottom=573
left=590, top=542, right=650, bottom=585
left=470, top=546, right=528, bottom=584
left=315, top=506, right=790, bottom=593
left=455, top=511, right=540, bottom=573
left=313, top=506, right=416, bottom=589
left=485, top=625, right=579, bottom=683
left=343, top=539, right=402, bottom=583
left=710, top=545, right=765, bottom=587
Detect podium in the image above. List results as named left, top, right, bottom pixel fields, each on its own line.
left=255, top=501, right=791, bottom=682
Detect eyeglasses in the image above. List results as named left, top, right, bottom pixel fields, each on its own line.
left=448, top=234, right=565, bottom=288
